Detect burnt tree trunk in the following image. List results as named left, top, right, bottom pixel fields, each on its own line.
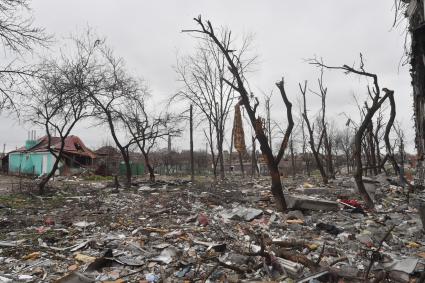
left=290, top=136, right=296, bottom=178
left=318, top=70, right=335, bottom=179
left=374, top=117, right=383, bottom=174
left=367, top=122, right=378, bottom=176
left=354, top=129, right=374, bottom=208
left=310, top=57, right=392, bottom=208
left=384, top=91, right=401, bottom=176
left=257, top=130, right=287, bottom=212
left=270, top=163, right=284, bottom=208
left=186, top=17, right=294, bottom=211
left=410, top=4, right=425, bottom=188
left=308, top=56, right=392, bottom=208
left=383, top=91, right=413, bottom=189
left=354, top=89, right=392, bottom=209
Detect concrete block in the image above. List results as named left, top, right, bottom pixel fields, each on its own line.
left=284, top=194, right=339, bottom=211
left=294, top=187, right=329, bottom=195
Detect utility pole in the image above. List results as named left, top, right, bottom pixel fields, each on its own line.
left=190, top=105, right=194, bottom=182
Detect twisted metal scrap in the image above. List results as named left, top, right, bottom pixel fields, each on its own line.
left=233, top=103, right=246, bottom=153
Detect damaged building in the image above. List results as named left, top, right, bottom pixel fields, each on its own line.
left=94, top=145, right=145, bottom=177
left=4, top=135, right=96, bottom=176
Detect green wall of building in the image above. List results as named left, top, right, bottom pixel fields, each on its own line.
left=119, top=162, right=144, bottom=176
left=9, top=152, right=56, bottom=176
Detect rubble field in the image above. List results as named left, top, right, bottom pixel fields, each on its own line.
left=0, top=174, right=424, bottom=282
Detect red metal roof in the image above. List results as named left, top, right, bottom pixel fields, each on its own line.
left=12, top=135, right=96, bottom=159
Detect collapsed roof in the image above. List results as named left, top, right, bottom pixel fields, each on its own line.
left=10, top=135, right=96, bottom=159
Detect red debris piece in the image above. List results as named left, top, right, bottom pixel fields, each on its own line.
left=35, top=226, right=49, bottom=234
left=265, top=253, right=283, bottom=273
left=44, top=217, right=55, bottom=226
left=197, top=213, right=209, bottom=226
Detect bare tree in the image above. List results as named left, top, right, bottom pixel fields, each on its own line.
left=394, top=121, right=407, bottom=184
left=0, top=0, right=48, bottom=52
left=0, top=0, right=49, bottom=112
left=299, top=104, right=312, bottom=176
left=26, top=56, right=90, bottom=194
left=310, top=55, right=392, bottom=208
left=204, top=118, right=219, bottom=177
left=351, top=95, right=377, bottom=176
left=120, top=96, right=181, bottom=182
left=183, top=16, right=294, bottom=211
left=273, top=117, right=300, bottom=178
left=70, top=36, right=141, bottom=187
left=299, top=81, right=328, bottom=184
left=174, top=35, right=245, bottom=179
left=91, top=70, right=138, bottom=185
left=335, top=126, right=354, bottom=174
left=313, top=67, right=335, bottom=179
left=382, top=92, right=413, bottom=188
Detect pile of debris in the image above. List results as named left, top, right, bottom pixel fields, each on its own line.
left=0, top=174, right=424, bottom=282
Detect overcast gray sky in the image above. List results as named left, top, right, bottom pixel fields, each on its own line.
left=0, top=0, right=415, bottom=153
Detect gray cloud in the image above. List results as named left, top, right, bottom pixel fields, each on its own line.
left=0, top=0, right=415, bottom=152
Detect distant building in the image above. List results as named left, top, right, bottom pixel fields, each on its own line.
left=6, top=135, right=96, bottom=176
left=94, top=146, right=145, bottom=176
left=94, top=145, right=121, bottom=175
